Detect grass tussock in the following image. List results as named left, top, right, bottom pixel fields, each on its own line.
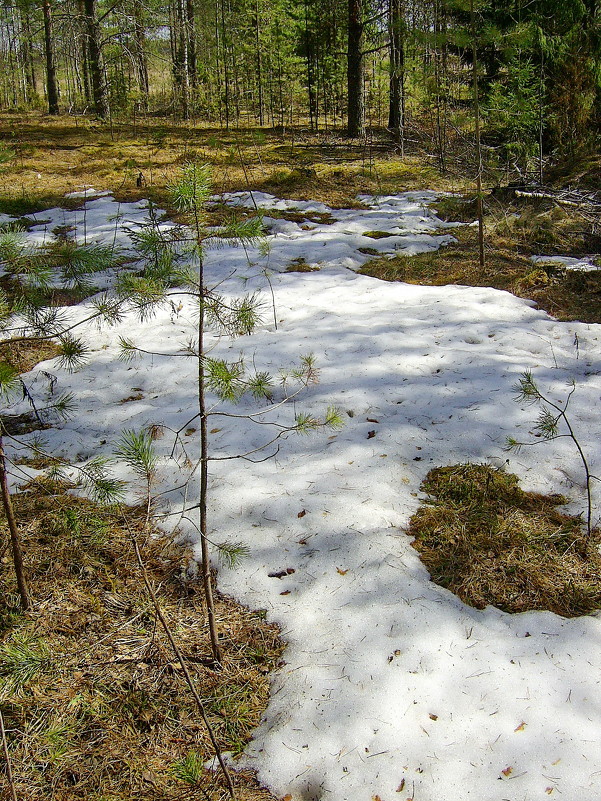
left=408, top=463, right=601, bottom=617
left=0, top=338, right=61, bottom=373
left=0, top=479, right=283, bottom=800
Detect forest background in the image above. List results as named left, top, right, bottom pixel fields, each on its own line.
left=1, top=2, right=601, bottom=801
left=0, top=0, right=600, bottom=178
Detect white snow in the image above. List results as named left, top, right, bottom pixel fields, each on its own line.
left=3, top=189, right=601, bottom=801
left=532, top=254, right=601, bottom=272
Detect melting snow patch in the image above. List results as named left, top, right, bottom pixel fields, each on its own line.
left=2, top=189, right=601, bottom=801
left=532, top=254, right=600, bottom=272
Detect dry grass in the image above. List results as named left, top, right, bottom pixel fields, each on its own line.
left=0, top=111, right=468, bottom=214
left=360, top=195, right=601, bottom=324
left=0, top=338, right=60, bottom=374
left=0, top=480, right=283, bottom=800
left=408, top=463, right=601, bottom=617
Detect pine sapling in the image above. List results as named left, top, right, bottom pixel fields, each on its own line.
left=116, top=163, right=344, bottom=665
left=506, top=370, right=599, bottom=548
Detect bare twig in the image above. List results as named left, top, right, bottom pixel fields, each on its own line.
left=0, top=708, right=18, bottom=801
left=125, top=520, right=236, bottom=799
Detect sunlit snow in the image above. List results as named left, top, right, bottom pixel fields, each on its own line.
left=3, top=189, right=601, bottom=801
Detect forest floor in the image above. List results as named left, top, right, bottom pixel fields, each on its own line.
left=1, top=112, right=601, bottom=801
left=1, top=110, right=600, bottom=323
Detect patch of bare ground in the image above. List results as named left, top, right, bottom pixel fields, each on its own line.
left=360, top=194, right=601, bottom=324
left=409, top=463, right=601, bottom=617
left=0, top=480, right=283, bottom=800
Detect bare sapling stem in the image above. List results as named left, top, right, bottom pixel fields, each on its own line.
left=194, top=200, right=222, bottom=666
left=0, top=434, right=30, bottom=610
left=127, top=524, right=235, bottom=799
left=198, top=270, right=222, bottom=665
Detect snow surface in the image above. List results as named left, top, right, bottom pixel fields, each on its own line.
left=531, top=254, right=601, bottom=272
left=4, top=189, right=601, bottom=801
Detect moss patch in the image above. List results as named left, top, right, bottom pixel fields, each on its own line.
left=408, top=463, right=601, bottom=617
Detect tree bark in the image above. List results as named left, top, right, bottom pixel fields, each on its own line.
left=21, top=8, right=37, bottom=97
left=388, top=0, right=405, bottom=147
left=132, top=0, right=150, bottom=99
left=254, top=0, right=263, bottom=125
left=83, top=0, right=109, bottom=118
left=76, top=0, right=92, bottom=102
left=42, top=0, right=59, bottom=114
left=470, top=0, right=485, bottom=269
left=171, top=0, right=190, bottom=118
left=347, top=0, right=364, bottom=137
left=186, top=0, right=197, bottom=89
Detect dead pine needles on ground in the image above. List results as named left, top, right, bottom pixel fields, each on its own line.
left=0, top=478, right=284, bottom=801
left=408, top=463, right=601, bottom=618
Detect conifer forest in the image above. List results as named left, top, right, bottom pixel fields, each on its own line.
left=1, top=2, right=601, bottom=801
left=0, top=0, right=599, bottom=163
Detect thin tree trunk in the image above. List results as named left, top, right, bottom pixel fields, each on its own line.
left=347, top=0, right=364, bottom=137
left=538, top=35, right=544, bottom=185
left=304, top=0, right=317, bottom=131
left=254, top=0, right=263, bottom=125
left=186, top=0, right=197, bottom=89
left=470, top=0, right=485, bottom=268
left=42, top=0, right=59, bottom=114
left=133, top=0, right=150, bottom=100
left=22, top=9, right=37, bottom=97
left=77, top=0, right=92, bottom=103
left=0, top=434, right=30, bottom=610
left=220, top=0, right=230, bottom=129
left=173, top=0, right=190, bottom=118
left=388, top=0, right=405, bottom=152
left=83, top=0, right=109, bottom=118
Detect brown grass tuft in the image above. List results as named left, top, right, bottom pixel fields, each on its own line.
left=0, top=480, right=283, bottom=800
left=408, top=463, right=601, bottom=617
left=0, top=338, right=61, bottom=374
